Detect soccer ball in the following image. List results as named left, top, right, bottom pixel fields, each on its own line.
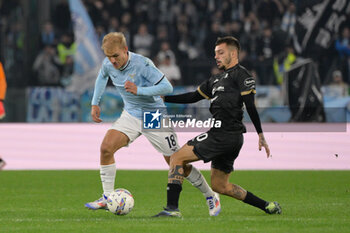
left=106, top=188, right=134, bottom=215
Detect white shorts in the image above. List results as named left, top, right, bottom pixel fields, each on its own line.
left=110, top=110, right=180, bottom=156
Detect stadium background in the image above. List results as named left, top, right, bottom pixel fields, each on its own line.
left=0, top=0, right=350, bottom=170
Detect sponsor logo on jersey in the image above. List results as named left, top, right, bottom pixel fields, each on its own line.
left=212, top=86, right=224, bottom=95
left=244, top=78, right=255, bottom=87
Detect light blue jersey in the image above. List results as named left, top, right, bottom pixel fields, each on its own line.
left=92, top=52, right=171, bottom=119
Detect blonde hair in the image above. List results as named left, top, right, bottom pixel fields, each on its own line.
left=101, top=32, right=127, bottom=53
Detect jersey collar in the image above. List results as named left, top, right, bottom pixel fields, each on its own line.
left=224, top=63, right=239, bottom=72
left=119, top=52, right=131, bottom=71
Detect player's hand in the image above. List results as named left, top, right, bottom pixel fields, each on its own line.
left=91, top=105, right=102, bottom=123
left=124, top=81, right=138, bottom=95
left=258, top=133, right=271, bottom=158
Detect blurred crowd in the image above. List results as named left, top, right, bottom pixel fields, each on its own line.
left=0, top=0, right=349, bottom=94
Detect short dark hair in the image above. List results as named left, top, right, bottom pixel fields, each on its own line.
left=215, top=36, right=240, bottom=53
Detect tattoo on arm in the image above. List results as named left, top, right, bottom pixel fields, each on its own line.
left=231, top=184, right=247, bottom=200
left=168, top=165, right=184, bottom=185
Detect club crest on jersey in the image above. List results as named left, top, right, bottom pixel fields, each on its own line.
left=128, top=73, right=136, bottom=80
left=143, top=110, right=161, bottom=129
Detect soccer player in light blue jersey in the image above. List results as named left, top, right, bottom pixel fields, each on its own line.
left=85, top=32, right=221, bottom=216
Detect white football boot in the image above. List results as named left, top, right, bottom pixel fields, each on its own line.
left=206, top=192, right=221, bottom=216
left=85, top=195, right=108, bottom=210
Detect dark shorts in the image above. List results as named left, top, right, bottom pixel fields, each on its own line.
left=187, top=130, right=243, bottom=173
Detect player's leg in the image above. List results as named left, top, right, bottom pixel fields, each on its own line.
left=85, top=111, right=140, bottom=210
left=210, top=133, right=281, bottom=214
left=146, top=129, right=220, bottom=216
left=99, top=129, right=129, bottom=194
left=164, top=155, right=215, bottom=201
left=165, top=156, right=213, bottom=196
left=154, top=131, right=226, bottom=217
left=154, top=144, right=199, bottom=217
left=210, top=168, right=281, bottom=214
left=147, top=130, right=214, bottom=198
left=85, top=129, right=129, bottom=210
left=183, top=163, right=215, bottom=199
left=163, top=156, right=220, bottom=215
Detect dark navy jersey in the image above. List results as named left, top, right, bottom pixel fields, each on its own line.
left=197, top=64, right=256, bottom=133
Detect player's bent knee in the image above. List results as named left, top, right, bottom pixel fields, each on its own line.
left=211, top=184, right=226, bottom=194
left=169, top=153, right=183, bottom=165
left=170, top=145, right=199, bottom=166
left=170, top=153, right=191, bottom=167
left=100, top=143, right=114, bottom=157
left=100, top=141, right=124, bottom=156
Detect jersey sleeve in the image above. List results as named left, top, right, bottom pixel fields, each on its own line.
left=237, top=71, right=256, bottom=96
left=143, top=57, right=165, bottom=85
left=197, top=79, right=213, bottom=99
left=91, top=64, right=109, bottom=106
left=137, top=77, right=173, bottom=96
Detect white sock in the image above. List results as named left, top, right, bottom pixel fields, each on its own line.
left=100, top=163, right=116, bottom=197
left=185, top=166, right=214, bottom=198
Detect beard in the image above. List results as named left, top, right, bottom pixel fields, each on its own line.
left=217, top=57, right=231, bottom=70
left=217, top=64, right=225, bottom=70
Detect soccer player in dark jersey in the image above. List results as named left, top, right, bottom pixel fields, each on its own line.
left=154, top=36, right=281, bottom=217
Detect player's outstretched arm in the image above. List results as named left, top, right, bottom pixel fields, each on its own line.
left=164, top=90, right=205, bottom=104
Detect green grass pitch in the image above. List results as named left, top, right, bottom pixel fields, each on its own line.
left=1, top=170, right=349, bottom=233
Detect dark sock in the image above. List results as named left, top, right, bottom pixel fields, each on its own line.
left=243, top=191, right=268, bottom=212
left=167, top=183, right=182, bottom=210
